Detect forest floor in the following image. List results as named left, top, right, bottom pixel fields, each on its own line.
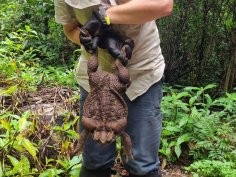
left=112, top=160, right=191, bottom=177
left=162, top=166, right=190, bottom=177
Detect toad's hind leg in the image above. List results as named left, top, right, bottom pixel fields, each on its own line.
left=120, top=131, right=133, bottom=161
left=72, top=129, right=89, bottom=155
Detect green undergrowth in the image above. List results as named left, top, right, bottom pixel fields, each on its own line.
left=0, top=110, right=82, bottom=177
left=185, top=160, right=236, bottom=177
left=0, top=26, right=78, bottom=93
left=161, top=84, right=236, bottom=176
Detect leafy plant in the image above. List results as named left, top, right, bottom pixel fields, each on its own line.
left=0, top=108, right=82, bottom=176
left=185, top=160, right=236, bottom=177
left=4, top=155, right=34, bottom=177
left=0, top=111, right=39, bottom=176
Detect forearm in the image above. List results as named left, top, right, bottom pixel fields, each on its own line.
left=63, top=19, right=81, bottom=45
left=106, top=0, right=173, bottom=24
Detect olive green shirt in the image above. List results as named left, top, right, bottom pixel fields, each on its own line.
left=54, top=0, right=165, bottom=101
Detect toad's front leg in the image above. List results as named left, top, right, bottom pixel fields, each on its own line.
left=87, top=52, right=99, bottom=74
left=115, top=59, right=131, bottom=87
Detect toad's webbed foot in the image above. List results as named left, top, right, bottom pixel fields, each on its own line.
left=93, top=130, right=116, bottom=144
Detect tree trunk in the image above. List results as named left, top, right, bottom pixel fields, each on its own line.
left=224, top=28, right=236, bottom=91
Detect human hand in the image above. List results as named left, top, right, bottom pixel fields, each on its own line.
left=95, top=29, right=135, bottom=66
left=79, top=14, right=103, bottom=53
left=79, top=7, right=110, bottom=53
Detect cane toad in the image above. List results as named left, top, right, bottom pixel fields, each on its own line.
left=73, top=46, right=133, bottom=159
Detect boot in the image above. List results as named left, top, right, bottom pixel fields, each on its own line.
left=79, top=165, right=115, bottom=177
left=129, top=168, right=162, bottom=177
